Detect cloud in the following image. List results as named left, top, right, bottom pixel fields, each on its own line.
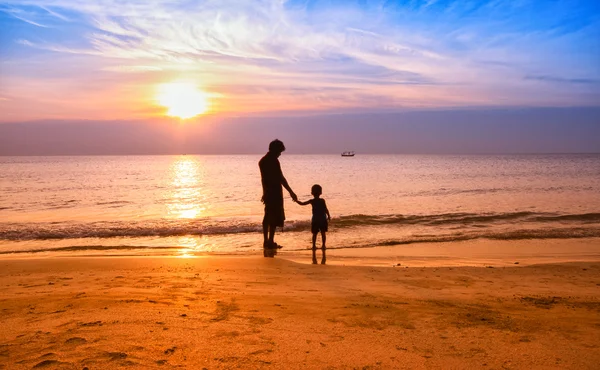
left=1, top=0, right=599, bottom=121
left=525, top=75, right=598, bottom=85
left=101, top=65, right=163, bottom=73
left=40, top=5, right=70, bottom=21
left=3, top=7, right=49, bottom=27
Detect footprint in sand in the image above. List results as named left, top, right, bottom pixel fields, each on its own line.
left=33, top=360, right=68, bottom=368
left=164, top=347, right=177, bottom=355
left=79, top=321, right=103, bottom=327
left=64, top=337, right=87, bottom=345
left=103, top=352, right=128, bottom=361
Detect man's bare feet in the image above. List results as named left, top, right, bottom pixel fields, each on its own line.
left=264, top=241, right=283, bottom=249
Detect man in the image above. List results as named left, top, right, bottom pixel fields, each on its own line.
left=259, top=139, right=297, bottom=251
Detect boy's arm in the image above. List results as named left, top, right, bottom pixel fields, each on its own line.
left=325, top=201, right=331, bottom=220
left=324, top=200, right=331, bottom=220
left=296, top=199, right=311, bottom=206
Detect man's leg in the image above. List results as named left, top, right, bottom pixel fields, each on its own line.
left=268, top=225, right=276, bottom=245
left=262, top=220, right=269, bottom=247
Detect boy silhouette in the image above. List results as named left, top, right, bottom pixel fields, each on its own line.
left=295, top=184, right=331, bottom=264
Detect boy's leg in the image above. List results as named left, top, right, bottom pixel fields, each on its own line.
left=321, top=231, right=327, bottom=264
left=312, top=233, right=318, bottom=264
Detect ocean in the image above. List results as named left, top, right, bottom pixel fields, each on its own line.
left=1, top=154, right=599, bottom=256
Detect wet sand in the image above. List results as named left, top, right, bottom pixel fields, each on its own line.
left=1, top=243, right=600, bottom=369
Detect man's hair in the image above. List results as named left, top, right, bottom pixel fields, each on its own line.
left=311, top=184, right=322, bottom=195
left=268, top=139, right=286, bottom=153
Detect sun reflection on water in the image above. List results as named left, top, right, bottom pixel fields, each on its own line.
left=167, top=156, right=206, bottom=219
left=175, top=236, right=211, bottom=257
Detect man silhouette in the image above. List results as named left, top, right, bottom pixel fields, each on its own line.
left=259, top=139, right=297, bottom=252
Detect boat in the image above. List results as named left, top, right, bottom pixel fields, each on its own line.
left=341, top=151, right=355, bottom=157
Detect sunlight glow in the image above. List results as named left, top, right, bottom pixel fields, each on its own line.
left=157, top=82, right=209, bottom=119
left=167, top=157, right=206, bottom=219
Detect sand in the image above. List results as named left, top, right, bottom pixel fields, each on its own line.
left=1, top=241, right=600, bottom=369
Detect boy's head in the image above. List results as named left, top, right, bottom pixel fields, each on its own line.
left=268, top=139, right=285, bottom=156
left=311, top=184, right=322, bottom=197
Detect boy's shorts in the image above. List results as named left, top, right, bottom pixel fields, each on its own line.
left=311, top=217, right=328, bottom=234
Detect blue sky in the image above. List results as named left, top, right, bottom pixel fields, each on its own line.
left=0, top=0, right=599, bottom=121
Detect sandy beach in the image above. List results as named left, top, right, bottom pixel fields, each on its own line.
left=0, top=238, right=600, bottom=369
left=1, top=240, right=600, bottom=369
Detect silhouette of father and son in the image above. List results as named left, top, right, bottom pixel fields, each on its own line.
left=259, top=139, right=331, bottom=264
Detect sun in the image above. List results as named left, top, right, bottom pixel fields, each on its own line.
left=157, top=82, right=209, bottom=119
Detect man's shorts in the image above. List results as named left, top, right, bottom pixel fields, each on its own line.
left=264, top=201, right=285, bottom=227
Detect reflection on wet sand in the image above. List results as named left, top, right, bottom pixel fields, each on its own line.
left=263, top=248, right=277, bottom=258
left=176, top=236, right=210, bottom=256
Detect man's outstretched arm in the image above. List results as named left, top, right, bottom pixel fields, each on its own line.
left=281, top=175, right=297, bottom=201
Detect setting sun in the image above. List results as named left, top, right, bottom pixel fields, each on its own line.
left=157, top=82, right=209, bottom=119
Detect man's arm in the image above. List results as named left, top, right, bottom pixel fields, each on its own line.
left=281, top=174, right=297, bottom=201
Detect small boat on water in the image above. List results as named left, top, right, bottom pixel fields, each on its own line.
left=341, top=151, right=355, bottom=157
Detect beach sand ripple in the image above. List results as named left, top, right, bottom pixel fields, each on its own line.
left=0, top=257, right=599, bottom=369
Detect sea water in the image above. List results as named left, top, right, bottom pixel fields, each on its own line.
left=1, top=154, right=599, bottom=256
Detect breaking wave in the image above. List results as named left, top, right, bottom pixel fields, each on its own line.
left=1, top=211, right=599, bottom=241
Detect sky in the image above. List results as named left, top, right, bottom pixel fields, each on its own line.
left=0, top=0, right=599, bottom=153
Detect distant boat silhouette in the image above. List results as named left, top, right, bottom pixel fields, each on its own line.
left=341, top=151, right=355, bottom=157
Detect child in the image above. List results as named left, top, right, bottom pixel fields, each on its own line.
left=295, top=184, right=331, bottom=264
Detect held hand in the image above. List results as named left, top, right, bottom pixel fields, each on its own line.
left=290, top=192, right=298, bottom=202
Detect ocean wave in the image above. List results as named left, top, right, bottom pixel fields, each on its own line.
left=369, top=227, right=600, bottom=247
left=96, top=201, right=133, bottom=206
left=333, top=212, right=600, bottom=227
left=0, top=212, right=599, bottom=241
left=0, top=220, right=264, bottom=240
left=2, top=227, right=600, bottom=255
left=0, top=245, right=180, bottom=255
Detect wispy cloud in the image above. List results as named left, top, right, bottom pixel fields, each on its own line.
left=39, top=5, right=69, bottom=21
left=1, top=0, right=599, bottom=120
left=3, top=7, right=49, bottom=27
left=525, top=75, right=598, bottom=85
